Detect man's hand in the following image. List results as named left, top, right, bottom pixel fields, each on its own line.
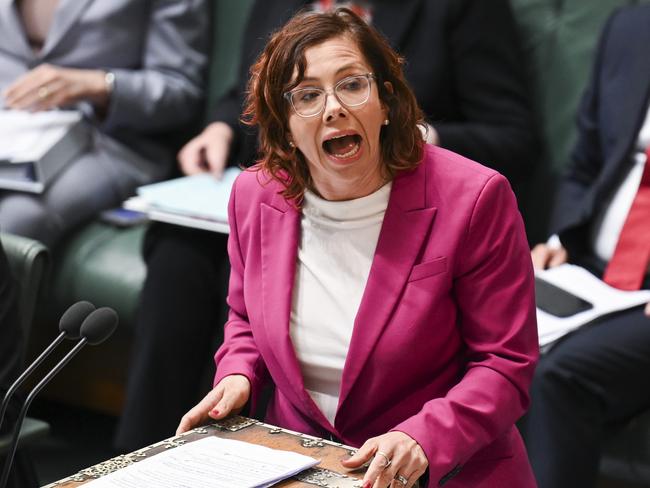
left=3, top=64, right=109, bottom=111
left=178, top=121, right=234, bottom=178
left=531, top=243, right=568, bottom=270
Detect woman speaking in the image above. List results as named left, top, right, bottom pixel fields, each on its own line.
left=178, top=8, right=538, bottom=488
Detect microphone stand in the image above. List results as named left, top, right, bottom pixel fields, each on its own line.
left=0, top=331, right=67, bottom=433
left=0, top=338, right=88, bottom=488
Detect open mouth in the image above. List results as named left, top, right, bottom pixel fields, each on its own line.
left=322, top=134, right=362, bottom=159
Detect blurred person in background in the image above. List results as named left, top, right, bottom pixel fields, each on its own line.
left=0, top=0, right=209, bottom=248
left=522, top=5, right=650, bottom=487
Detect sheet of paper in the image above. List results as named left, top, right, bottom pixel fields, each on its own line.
left=536, top=264, right=650, bottom=347
left=136, top=168, right=240, bottom=223
left=82, top=436, right=319, bottom=488
left=0, top=109, right=83, bottom=162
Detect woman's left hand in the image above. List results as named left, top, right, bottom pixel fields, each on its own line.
left=341, top=431, right=428, bottom=488
left=3, top=64, right=110, bottom=111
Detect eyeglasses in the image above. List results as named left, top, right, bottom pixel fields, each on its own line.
left=284, top=73, right=376, bottom=118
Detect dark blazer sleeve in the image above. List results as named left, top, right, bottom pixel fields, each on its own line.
left=431, top=0, right=537, bottom=186
left=550, top=7, right=626, bottom=255
left=103, top=0, right=210, bottom=133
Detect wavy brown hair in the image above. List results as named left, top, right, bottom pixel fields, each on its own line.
left=242, top=7, right=424, bottom=202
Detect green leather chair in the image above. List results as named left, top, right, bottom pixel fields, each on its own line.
left=0, top=233, right=50, bottom=485
left=1, top=233, right=49, bottom=340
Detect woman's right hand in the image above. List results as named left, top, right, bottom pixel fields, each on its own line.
left=176, top=374, right=251, bottom=435
left=530, top=243, right=568, bottom=270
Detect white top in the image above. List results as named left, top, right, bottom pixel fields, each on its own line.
left=591, top=106, right=650, bottom=267
left=289, top=182, right=391, bottom=425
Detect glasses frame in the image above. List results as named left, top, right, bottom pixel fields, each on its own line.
left=283, top=73, right=376, bottom=118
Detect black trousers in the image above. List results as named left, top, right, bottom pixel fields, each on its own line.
left=114, top=223, right=229, bottom=452
left=521, top=304, right=650, bottom=488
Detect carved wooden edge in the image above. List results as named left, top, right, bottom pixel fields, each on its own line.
left=42, top=416, right=362, bottom=488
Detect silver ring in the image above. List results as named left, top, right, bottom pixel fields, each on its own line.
left=38, top=85, right=50, bottom=99
left=395, top=474, right=408, bottom=485
left=375, top=450, right=392, bottom=469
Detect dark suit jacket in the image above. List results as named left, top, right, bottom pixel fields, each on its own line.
left=552, top=5, right=650, bottom=270
left=213, top=0, right=536, bottom=190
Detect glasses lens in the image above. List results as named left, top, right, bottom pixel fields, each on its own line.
left=289, top=75, right=372, bottom=117
left=335, top=75, right=371, bottom=106
left=291, top=89, right=324, bottom=117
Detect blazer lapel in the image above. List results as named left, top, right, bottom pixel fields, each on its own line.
left=260, top=194, right=310, bottom=406
left=338, top=162, right=436, bottom=411
left=40, top=0, right=93, bottom=57
left=0, top=0, right=33, bottom=59
left=603, top=32, right=650, bottom=184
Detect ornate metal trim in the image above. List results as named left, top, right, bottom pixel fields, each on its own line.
left=210, top=415, right=259, bottom=432
left=294, top=467, right=364, bottom=488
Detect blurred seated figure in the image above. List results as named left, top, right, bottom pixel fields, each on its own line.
left=522, top=5, right=650, bottom=487
left=115, top=0, right=536, bottom=452
left=0, top=0, right=209, bottom=248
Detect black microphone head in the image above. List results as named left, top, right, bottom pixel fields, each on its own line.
left=59, top=301, right=96, bottom=339
left=79, top=307, right=118, bottom=345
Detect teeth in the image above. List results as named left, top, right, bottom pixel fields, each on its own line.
left=335, top=141, right=360, bottom=158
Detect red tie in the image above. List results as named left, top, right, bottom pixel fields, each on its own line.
left=603, top=147, right=650, bottom=290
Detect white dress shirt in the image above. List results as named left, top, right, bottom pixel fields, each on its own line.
left=590, top=106, right=650, bottom=267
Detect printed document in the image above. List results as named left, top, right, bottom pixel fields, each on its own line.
left=536, top=264, right=650, bottom=347
left=83, top=436, right=319, bottom=488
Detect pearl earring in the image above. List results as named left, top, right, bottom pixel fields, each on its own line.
left=289, top=141, right=295, bottom=148
left=383, top=119, right=390, bottom=126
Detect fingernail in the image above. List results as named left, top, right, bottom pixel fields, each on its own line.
left=210, top=408, right=220, bottom=416
left=363, top=482, right=372, bottom=488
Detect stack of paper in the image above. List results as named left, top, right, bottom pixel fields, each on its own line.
left=83, top=436, right=319, bottom=488
left=124, top=167, right=241, bottom=233
left=536, top=264, right=650, bottom=347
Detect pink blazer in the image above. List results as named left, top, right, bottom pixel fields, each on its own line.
left=215, top=145, right=539, bottom=487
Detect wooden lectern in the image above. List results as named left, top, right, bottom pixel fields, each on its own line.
left=44, top=416, right=365, bottom=487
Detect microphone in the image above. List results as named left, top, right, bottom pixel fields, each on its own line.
left=0, top=307, right=118, bottom=488
left=0, top=301, right=95, bottom=433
